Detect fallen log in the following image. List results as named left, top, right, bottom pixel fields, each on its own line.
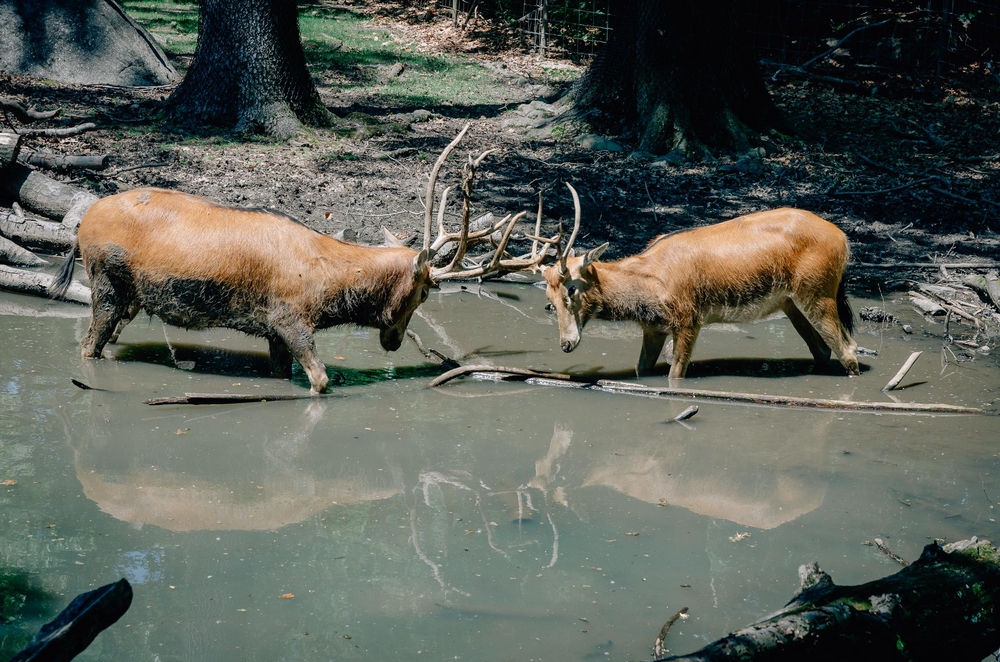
left=0, top=162, right=98, bottom=222
left=0, top=131, right=23, bottom=168
left=0, top=211, right=75, bottom=252
left=428, top=365, right=984, bottom=414
left=0, top=234, right=47, bottom=266
left=11, top=578, right=131, bottom=662
left=657, top=537, right=1000, bottom=662
left=964, top=272, right=1000, bottom=312
left=19, top=151, right=110, bottom=171
left=0, top=264, right=90, bottom=304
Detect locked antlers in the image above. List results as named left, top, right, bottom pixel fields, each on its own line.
left=422, top=124, right=564, bottom=282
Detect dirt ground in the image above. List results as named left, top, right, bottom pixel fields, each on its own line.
left=2, top=9, right=1000, bottom=294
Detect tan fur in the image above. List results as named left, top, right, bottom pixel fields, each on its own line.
left=543, top=208, right=859, bottom=378
left=69, top=188, right=432, bottom=393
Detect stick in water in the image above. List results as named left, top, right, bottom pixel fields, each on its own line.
left=653, top=607, right=689, bottom=658
left=882, top=351, right=922, bottom=392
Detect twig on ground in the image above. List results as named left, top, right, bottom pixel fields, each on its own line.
left=882, top=351, right=922, bottom=392
left=0, top=97, right=60, bottom=123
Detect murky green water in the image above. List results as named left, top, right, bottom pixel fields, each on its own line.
left=1, top=283, right=998, bottom=661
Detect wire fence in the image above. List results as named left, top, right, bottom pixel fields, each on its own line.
left=437, top=0, right=998, bottom=72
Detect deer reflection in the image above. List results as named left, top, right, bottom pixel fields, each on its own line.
left=72, top=378, right=404, bottom=532
left=526, top=418, right=830, bottom=531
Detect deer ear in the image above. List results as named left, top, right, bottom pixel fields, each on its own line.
left=413, top=249, right=429, bottom=276
left=582, top=243, right=609, bottom=267
left=382, top=226, right=405, bottom=248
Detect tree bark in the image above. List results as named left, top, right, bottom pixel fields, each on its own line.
left=0, top=131, right=22, bottom=168
left=573, top=0, right=786, bottom=156
left=164, top=0, right=332, bottom=138
left=659, top=538, right=1000, bottom=662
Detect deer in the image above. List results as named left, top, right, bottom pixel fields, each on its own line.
left=48, top=124, right=561, bottom=394
left=541, top=188, right=860, bottom=380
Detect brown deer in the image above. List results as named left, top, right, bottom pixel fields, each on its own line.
left=542, top=189, right=859, bottom=379
left=49, top=125, right=559, bottom=393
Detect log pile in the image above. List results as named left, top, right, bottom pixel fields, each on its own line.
left=0, top=116, right=99, bottom=304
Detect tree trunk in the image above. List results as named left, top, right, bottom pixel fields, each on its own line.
left=574, top=0, right=785, bottom=156
left=164, top=0, right=332, bottom=138
left=0, top=264, right=91, bottom=305
left=0, top=163, right=99, bottom=223
left=659, top=538, right=1000, bottom=662
left=0, top=211, right=75, bottom=253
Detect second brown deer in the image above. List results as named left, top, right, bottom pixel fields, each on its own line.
left=542, top=188, right=859, bottom=379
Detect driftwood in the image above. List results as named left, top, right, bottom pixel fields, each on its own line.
left=428, top=365, right=983, bottom=414
left=0, top=98, right=60, bottom=124
left=0, top=264, right=90, bottom=304
left=0, top=211, right=75, bottom=252
left=657, top=538, right=1000, bottom=662
left=882, top=351, right=922, bottom=392
left=1, top=162, right=98, bottom=222
left=10, top=578, right=132, bottom=662
left=0, top=131, right=22, bottom=167
left=19, top=151, right=110, bottom=171
left=0, top=234, right=46, bottom=266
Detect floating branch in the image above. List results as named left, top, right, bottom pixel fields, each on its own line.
left=428, top=365, right=983, bottom=415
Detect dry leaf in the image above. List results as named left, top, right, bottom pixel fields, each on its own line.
left=176, top=429, right=188, bottom=435
left=0, top=480, right=16, bottom=486
left=280, top=593, right=295, bottom=599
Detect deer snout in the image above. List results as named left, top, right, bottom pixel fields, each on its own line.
left=561, top=340, right=575, bottom=353
left=380, top=326, right=404, bottom=352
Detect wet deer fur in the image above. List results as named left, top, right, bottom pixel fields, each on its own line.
left=50, top=188, right=432, bottom=393
left=543, top=207, right=859, bottom=379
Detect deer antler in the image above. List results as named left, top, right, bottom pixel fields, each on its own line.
left=422, top=125, right=563, bottom=281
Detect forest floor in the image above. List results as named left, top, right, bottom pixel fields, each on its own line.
left=2, top=1, right=1000, bottom=294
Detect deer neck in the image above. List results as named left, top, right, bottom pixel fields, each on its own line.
left=587, top=260, right=664, bottom=326
left=316, top=247, right=411, bottom=329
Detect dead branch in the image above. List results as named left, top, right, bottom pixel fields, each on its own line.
left=0, top=234, right=47, bottom=267
left=653, top=607, right=689, bottom=658
left=873, top=538, right=910, bottom=567
left=428, top=365, right=983, bottom=415
left=0, top=97, right=60, bottom=123
left=882, top=351, right=922, bottom=392
left=16, top=122, right=97, bottom=137
left=0, top=211, right=75, bottom=252
left=144, top=392, right=337, bottom=406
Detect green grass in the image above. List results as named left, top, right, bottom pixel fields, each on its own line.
left=120, top=2, right=577, bottom=114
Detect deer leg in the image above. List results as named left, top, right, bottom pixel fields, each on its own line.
left=782, top=299, right=832, bottom=365
left=108, top=301, right=141, bottom=344
left=667, top=326, right=700, bottom=379
left=81, top=272, right=132, bottom=359
left=636, top=327, right=668, bottom=377
left=797, top=296, right=859, bottom=376
left=268, top=335, right=294, bottom=379
left=274, top=322, right=329, bottom=393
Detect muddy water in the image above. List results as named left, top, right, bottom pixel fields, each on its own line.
left=1, top=283, right=998, bottom=661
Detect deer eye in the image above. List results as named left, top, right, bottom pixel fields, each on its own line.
left=566, top=285, right=577, bottom=297
left=420, top=289, right=429, bottom=302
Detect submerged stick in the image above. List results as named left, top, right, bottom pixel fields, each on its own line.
left=673, top=405, right=699, bottom=421
left=873, top=538, right=910, bottom=567
left=882, top=351, right=923, bottom=392
left=654, top=607, right=689, bottom=658
left=428, top=365, right=983, bottom=415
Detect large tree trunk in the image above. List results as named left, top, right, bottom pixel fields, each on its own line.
left=164, top=0, right=332, bottom=138
left=574, top=0, right=786, bottom=156
left=660, top=538, right=1000, bottom=662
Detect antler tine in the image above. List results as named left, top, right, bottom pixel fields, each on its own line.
left=436, top=185, right=453, bottom=238
left=485, top=211, right=527, bottom=272
left=563, top=182, right=581, bottom=259
left=423, top=122, right=471, bottom=251
left=473, top=148, right=499, bottom=168
left=530, top=190, right=543, bottom=261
